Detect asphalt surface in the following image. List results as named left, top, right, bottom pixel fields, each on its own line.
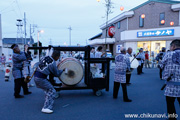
left=0, top=68, right=179, bottom=120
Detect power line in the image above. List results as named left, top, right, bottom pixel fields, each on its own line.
left=1, top=9, right=14, bottom=14
left=0, top=0, right=16, bottom=12
left=38, top=26, right=68, bottom=30
left=15, top=0, right=23, bottom=18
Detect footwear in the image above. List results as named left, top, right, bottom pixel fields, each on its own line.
left=124, top=99, right=132, bottom=102
left=41, top=108, right=53, bottom=114
left=15, top=95, right=24, bottom=98
left=24, top=91, right=32, bottom=95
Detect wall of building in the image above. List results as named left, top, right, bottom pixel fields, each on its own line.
left=121, top=26, right=180, bottom=41
left=128, top=2, right=179, bottom=30
left=94, top=1, right=180, bottom=56
left=101, top=18, right=128, bottom=55
left=124, top=42, right=137, bottom=53
left=166, top=40, right=171, bottom=50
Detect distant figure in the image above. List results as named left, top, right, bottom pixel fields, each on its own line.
left=95, top=46, right=105, bottom=70
left=61, top=51, right=68, bottom=59
left=144, top=51, right=150, bottom=68
left=126, top=47, right=133, bottom=85
left=90, top=47, right=96, bottom=67
left=136, top=48, right=145, bottom=75
left=23, top=44, right=34, bottom=87
left=113, top=47, right=132, bottom=102
left=8, top=54, right=12, bottom=66
left=90, top=47, right=95, bottom=58
left=156, top=47, right=166, bottom=80
left=151, top=51, right=156, bottom=68
left=1, top=53, right=6, bottom=67
left=159, top=40, right=180, bottom=120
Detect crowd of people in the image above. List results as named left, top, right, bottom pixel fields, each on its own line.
left=4, top=39, right=179, bottom=120
left=112, top=40, right=180, bottom=120
left=91, top=41, right=180, bottom=120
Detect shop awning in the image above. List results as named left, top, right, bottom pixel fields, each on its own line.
left=88, top=38, right=115, bottom=45
left=121, top=26, right=180, bottom=42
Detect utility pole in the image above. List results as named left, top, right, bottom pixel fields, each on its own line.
left=86, top=39, right=88, bottom=45
left=16, top=19, right=23, bottom=49
left=30, top=24, right=31, bottom=44
left=30, top=24, right=37, bottom=45
left=105, top=0, right=113, bottom=55
left=24, top=12, right=27, bottom=44
left=68, top=26, right=72, bottom=46
left=49, top=38, right=52, bottom=45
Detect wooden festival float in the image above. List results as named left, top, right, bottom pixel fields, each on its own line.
left=29, top=46, right=114, bottom=96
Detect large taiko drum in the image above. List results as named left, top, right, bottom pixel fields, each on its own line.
left=58, top=57, right=83, bottom=86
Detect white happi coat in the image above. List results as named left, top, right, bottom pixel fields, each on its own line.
left=23, top=52, right=32, bottom=78
left=159, top=48, right=180, bottom=97
left=136, top=52, right=145, bottom=65
left=114, top=54, right=130, bottom=83
left=126, top=53, right=132, bottom=58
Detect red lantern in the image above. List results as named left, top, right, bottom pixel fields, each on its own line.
left=161, top=20, right=165, bottom=24
left=120, top=6, right=124, bottom=11
left=141, top=14, right=145, bottom=19
left=170, top=22, right=174, bottom=26
left=108, top=26, right=115, bottom=38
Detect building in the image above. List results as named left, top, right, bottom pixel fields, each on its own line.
left=2, top=37, right=34, bottom=49
left=89, top=0, right=180, bottom=56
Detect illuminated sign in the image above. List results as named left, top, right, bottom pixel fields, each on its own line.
left=137, top=29, right=174, bottom=37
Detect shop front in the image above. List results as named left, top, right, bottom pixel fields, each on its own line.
left=121, top=26, right=180, bottom=56
left=137, top=40, right=166, bottom=55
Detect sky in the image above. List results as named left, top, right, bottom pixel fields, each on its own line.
left=0, top=0, right=179, bottom=46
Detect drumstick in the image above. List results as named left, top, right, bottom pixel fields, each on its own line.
left=25, top=67, right=37, bottom=83
left=30, top=67, right=38, bottom=79
left=130, top=53, right=139, bottom=63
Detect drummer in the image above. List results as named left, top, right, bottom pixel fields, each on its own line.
left=34, top=50, right=65, bottom=114
left=136, top=48, right=145, bottom=75
left=126, top=47, right=133, bottom=85
left=46, top=45, right=62, bottom=86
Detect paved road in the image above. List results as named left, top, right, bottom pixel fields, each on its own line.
left=0, top=68, right=179, bottom=120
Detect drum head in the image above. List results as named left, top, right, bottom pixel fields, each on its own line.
left=58, top=58, right=83, bottom=86
left=129, top=57, right=139, bottom=68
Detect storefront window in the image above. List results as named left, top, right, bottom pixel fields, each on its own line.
left=139, top=16, right=144, bottom=27
left=117, top=22, right=121, bottom=29
left=160, top=13, right=165, bottom=25
left=137, top=41, right=166, bottom=58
